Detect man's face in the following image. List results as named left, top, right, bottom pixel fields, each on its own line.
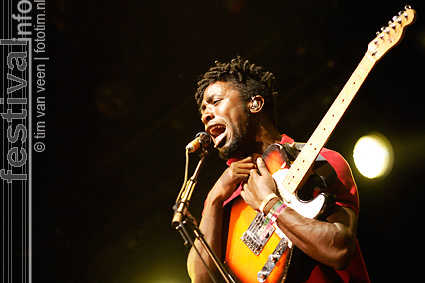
left=200, top=81, right=251, bottom=159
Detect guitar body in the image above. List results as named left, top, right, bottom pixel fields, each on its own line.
left=224, top=142, right=335, bottom=283
left=225, top=197, right=291, bottom=283
left=225, top=190, right=330, bottom=283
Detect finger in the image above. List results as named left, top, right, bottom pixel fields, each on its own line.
left=240, top=189, right=245, bottom=202
left=249, top=168, right=260, bottom=178
left=240, top=183, right=251, bottom=198
left=236, top=157, right=256, bottom=167
left=231, top=167, right=256, bottom=179
left=234, top=163, right=256, bottom=170
left=240, top=183, right=246, bottom=197
left=232, top=167, right=253, bottom=176
left=256, top=157, right=271, bottom=176
left=235, top=173, right=250, bottom=182
left=231, top=157, right=254, bottom=167
left=240, top=156, right=253, bottom=163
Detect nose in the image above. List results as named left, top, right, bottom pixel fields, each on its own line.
left=201, top=106, right=214, bottom=125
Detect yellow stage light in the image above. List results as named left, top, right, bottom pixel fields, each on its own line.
left=353, top=133, right=394, bottom=179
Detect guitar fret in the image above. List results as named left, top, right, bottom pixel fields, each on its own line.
left=280, top=55, right=376, bottom=195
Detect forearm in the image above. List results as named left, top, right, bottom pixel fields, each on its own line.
left=273, top=204, right=357, bottom=270
left=187, top=157, right=256, bottom=282
left=187, top=192, right=225, bottom=283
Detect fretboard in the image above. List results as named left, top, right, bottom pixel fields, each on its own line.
left=280, top=54, right=376, bottom=195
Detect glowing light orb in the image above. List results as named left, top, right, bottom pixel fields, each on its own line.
left=353, top=133, right=394, bottom=179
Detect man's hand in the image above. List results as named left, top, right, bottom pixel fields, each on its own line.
left=210, top=156, right=256, bottom=202
left=241, top=157, right=277, bottom=211
left=188, top=157, right=257, bottom=282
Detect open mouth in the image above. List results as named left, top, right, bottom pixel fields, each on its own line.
left=208, top=124, right=227, bottom=148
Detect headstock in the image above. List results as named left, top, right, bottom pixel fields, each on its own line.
left=367, top=5, right=416, bottom=61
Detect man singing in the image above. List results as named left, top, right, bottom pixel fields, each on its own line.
left=187, top=56, right=369, bottom=282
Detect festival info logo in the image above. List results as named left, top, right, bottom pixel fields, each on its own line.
left=1, top=37, right=29, bottom=183
left=2, top=0, right=47, bottom=281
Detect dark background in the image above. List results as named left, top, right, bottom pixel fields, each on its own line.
left=33, top=1, right=425, bottom=282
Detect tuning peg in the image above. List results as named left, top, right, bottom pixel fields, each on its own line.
left=405, top=5, right=411, bottom=11
left=398, top=11, right=403, bottom=16
left=380, top=26, right=390, bottom=34
left=392, top=15, right=401, bottom=24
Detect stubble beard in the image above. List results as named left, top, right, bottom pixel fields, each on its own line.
left=218, top=108, right=254, bottom=160
left=218, top=130, right=243, bottom=160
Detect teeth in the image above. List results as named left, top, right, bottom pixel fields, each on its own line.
left=207, top=124, right=227, bottom=148
left=210, top=125, right=226, bottom=137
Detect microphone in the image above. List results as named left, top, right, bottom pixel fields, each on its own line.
left=185, top=132, right=212, bottom=153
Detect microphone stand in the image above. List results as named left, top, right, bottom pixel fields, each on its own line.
left=172, top=149, right=235, bottom=283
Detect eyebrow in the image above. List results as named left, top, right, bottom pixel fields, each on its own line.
left=199, top=93, right=217, bottom=113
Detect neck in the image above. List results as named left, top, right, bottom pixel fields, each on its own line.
left=244, top=115, right=282, bottom=160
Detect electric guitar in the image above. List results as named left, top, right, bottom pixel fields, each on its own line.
left=225, top=6, right=416, bottom=283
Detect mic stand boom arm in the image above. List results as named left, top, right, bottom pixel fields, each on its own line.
left=172, top=149, right=235, bottom=283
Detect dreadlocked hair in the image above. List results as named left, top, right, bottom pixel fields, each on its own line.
left=195, top=56, right=278, bottom=126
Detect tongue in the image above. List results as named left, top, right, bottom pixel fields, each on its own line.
left=214, top=132, right=226, bottom=148
left=211, top=126, right=225, bottom=137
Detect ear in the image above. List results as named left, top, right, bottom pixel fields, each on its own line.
left=249, top=95, right=264, bottom=114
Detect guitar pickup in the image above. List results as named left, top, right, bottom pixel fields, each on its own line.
left=257, top=238, right=289, bottom=282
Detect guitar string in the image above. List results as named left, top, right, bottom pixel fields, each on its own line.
left=278, top=55, right=375, bottom=195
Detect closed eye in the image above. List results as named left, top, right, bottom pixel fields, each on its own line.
left=213, top=99, right=221, bottom=105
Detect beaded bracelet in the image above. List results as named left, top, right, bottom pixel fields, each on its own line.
left=269, top=200, right=287, bottom=220
left=258, top=200, right=287, bottom=241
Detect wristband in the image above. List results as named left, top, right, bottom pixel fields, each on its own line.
left=268, top=200, right=286, bottom=217
left=259, top=193, right=278, bottom=213
left=258, top=200, right=287, bottom=241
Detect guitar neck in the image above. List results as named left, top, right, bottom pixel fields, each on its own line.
left=281, top=54, right=376, bottom=195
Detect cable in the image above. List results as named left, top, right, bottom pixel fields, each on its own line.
left=175, top=148, right=190, bottom=205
